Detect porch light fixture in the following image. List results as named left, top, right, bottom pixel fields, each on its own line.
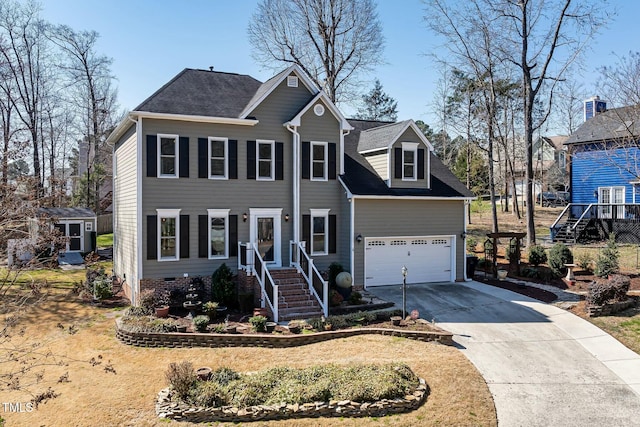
left=356, top=234, right=363, bottom=243
left=284, top=213, right=290, bottom=222
left=242, top=213, right=247, bottom=222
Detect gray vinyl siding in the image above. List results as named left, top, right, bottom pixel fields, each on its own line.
left=141, top=118, right=294, bottom=278
left=390, top=128, right=429, bottom=189
left=298, top=104, right=344, bottom=270
left=250, top=75, right=315, bottom=126
left=363, top=151, right=388, bottom=180
left=113, top=125, right=139, bottom=297
left=352, top=199, right=465, bottom=286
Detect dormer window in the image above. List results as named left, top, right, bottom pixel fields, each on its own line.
left=402, top=142, right=419, bottom=181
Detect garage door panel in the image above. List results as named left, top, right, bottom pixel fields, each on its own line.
left=365, top=237, right=452, bottom=287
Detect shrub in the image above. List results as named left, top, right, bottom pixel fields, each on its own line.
left=329, top=289, right=343, bottom=307
left=85, top=267, right=113, bottom=300
left=249, top=315, right=267, bottom=332
left=576, top=252, right=593, bottom=272
left=595, top=234, right=620, bottom=278
left=202, top=301, right=219, bottom=317
left=118, top=315, right=178, bottom=333
left=192, top=315, right=210, bottom=332
left=327, top=262, right=344, bottom=288
left=348, top=291, right=363, bottom=305
left=528, top=245, right=547, bottom=267
left=521, top=267, right=540, bottom=279
left=165, top=361, right=197, bottom=400
left=548, top=243, right=573, bottom=278
left=587, top=275, right=630, bottom=306
left=211, top=264, right=235, bottom=307
left=139, top=290, right=157, bottom=313
left=210, top=367, right=241, bottom=386
left=466, top=236, right=478, bottom=253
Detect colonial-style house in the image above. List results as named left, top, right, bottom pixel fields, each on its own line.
left=551, top=97, right=640, bottom=243
left=107, top=65, right=474, bottom=320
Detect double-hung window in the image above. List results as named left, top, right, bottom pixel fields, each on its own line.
left=209, top=137, right=228, bottom=179
left=402, top=142, right=418, bottom=181
left=311, top=141, right=328, bottom=181
left=158, top=134, right=179, bottom=178
left=310, top=209, right=330, bottom=255
left=207, top=209, right=229, bottom=259
left=257, top=140, right=275, bottom=180
left=157, top=209, right=181, bottom=261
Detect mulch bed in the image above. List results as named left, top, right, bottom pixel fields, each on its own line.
left=474, top=276, right=558, bottom=303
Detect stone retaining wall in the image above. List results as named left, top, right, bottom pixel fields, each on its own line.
left=156, top=378, right=429, bottom=423
left=115, top=319, right=454, bottom=348
left=587, top=298, right=637, bottom=317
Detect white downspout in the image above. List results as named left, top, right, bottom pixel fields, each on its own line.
left=340, top=128, right=350, bottom=175
left=464, top=199, right=471, bottom=282
left=286, top=124, right=300, bottom=243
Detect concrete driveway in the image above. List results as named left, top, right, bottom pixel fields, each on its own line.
left=369, top=281, right=640, bottom=427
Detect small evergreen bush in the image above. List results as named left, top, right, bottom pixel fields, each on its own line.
left=327, top=262, right=345, bottom=288
left=594, top=234, right=620, bottom=278
left=192, top=315, right=210, bottom=332
left=528, top=245, right=547, bottom=267
left=211, top=264, right=235, bottom=307
left=587, top=275, right=630, bottom=306
left=548, top=243, right=573, bottom=278
left=249, top=315, right=267, bottom=332
left=576, top=252, right=593, bottom=272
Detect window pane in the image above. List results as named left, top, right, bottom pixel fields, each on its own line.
left=313, top=144, right=325, bottom=161
left=313, top=234, right=325, bottom=252
left=211, top=159, right=225, bottom=176
left=161, top=237, right=176, bottom=258
left=161, top=138, right=175, bottom=155
left=404, top=150, right=414, bottom=163
left=210, top=217, right=226, bottom=256
left=313, top=217, right=325, bottom=233
left=404, top=165, right=414, bottom=177
left=211, top=140, right=224, bottom=157
left=258, top=143, right=271, bottom=160
left=161, top=157, right=175, bottom=175
left=313, top=162, right=324, bottom=178
left=259, top=160, right=271, bottom=177
left=160, top=217, right=176, bottom=237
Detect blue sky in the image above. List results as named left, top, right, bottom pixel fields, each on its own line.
left=40, top=0, right=636, bottom=128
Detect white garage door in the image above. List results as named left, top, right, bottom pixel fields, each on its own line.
left=364, top=236, right=453, bottom=287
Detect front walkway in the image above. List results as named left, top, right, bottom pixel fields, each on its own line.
left=369, top=281, right=640, bottom=427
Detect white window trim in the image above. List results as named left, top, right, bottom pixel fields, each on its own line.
left=256, top=139, right=275, bottom=181
left=207, top=208, right=230, bottom=259
left=310, top=208, right=330, bottom=256
left=208, top=137, right=228, bottom=179
left=157, top=208, right=181, bottom=261
left=401, top=142, right=419, bottom=181
left=310, top=141, right=328, bottom=181
left=157, top=134, right=179, bottom=178
left=558, top=151, right=566, bottom=169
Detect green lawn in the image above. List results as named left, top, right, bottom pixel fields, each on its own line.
left=589, top=307, right=640, bottom=355
left=2, top=261, right=113, bottom=289
left=97, top=233, right=113, bottom=248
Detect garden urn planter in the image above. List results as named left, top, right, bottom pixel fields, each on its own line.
left=497, top=269, right=508, bottom=280
left=154, top=306, right=170, bottom=318
left=390, top=316, right=402, bottom=326
left=196, top=367, right=212, bottom=381
left=265, top=321, right=277, bottom=333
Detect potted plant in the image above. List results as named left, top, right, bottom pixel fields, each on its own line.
left=249, top=315, right=267, bottom=332
left=265, top=321, right=277, bottom=333
left=154, top=290, right=171, bottom=318
left=202, top=301, right=219, bottom=319
left=192, top=315, right=210, bottom=332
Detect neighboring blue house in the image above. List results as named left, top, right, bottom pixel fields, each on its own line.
left=552, top=97, right=640, bottom=243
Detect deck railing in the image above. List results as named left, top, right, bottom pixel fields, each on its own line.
left=551, top=203, right=640, bottom=241
left=290, top=240, right=328, bottom=318
left=238, top=242, right=279, bottom=322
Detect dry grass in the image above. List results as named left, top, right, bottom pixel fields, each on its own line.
left=1, top=291, right=496, bottom=427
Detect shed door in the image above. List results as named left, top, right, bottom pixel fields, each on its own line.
left=364, top=236, right=453, bottom=287
left=54, top=221, right=84, bottom=252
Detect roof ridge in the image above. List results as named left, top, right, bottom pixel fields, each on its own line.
left=360, top=120, right=407, bottom=133
left=134, top=68, right=191, bottom=111
left=187, top=68, right=252, bottom=78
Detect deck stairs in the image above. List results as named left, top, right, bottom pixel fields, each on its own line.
left=552, top=218, right=587, bottom=243
left=268, top=268, right=324, bottom=321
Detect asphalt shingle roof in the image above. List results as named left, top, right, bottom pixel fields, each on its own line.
left=38, top=207, right=96, bottom=218
left=566, top=105, right=640, bottom=144
left=134, top=69, right=262, bottom=118
left=342, top=120, right=474, bottom=198
left=357, top=121, right=409, bottom=152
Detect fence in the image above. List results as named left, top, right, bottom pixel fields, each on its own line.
left=97, top=214, right=113, bottom=234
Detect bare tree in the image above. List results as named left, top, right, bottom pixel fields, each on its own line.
left=494, top=0, right=610, bottom=246
left=47, top=25, right=118, bottom=213
left=0, top=0, right=50, bottom=195
left=248, top=0, right=385, bottom=104
left=597, top=51, right=640, bottom=107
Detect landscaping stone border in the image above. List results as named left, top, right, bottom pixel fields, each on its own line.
left=155, top=378, right=429, bottom=423
left=115, top=318, right=454, bottom=348
left=587, top=298, right=637, bottom=317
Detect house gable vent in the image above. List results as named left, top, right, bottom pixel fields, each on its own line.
left=287, top=76, right=299, bottom=87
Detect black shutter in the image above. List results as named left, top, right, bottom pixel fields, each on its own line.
left=198, top=138, right=208, bottom=178
left=394, top=147, right=402, bottom=179
left=229, top=215, right=238, bottom=257
left=328, top=143, right=337, bottom=179
left=147, top=215, right=157, bottom=260
left=329, top=214, right=337, bottom=254
left=418, top=148, right=425, bottom=180
left=179, top=137, right=189, bottom=178
left=180, top=215, right=189, bottom=259
left=229, top=140, right=238, bottom=179
left=301, top=141, right=310, bottom=179
left=276, top=142, right=284, bottom=180
left=247, top=140, right=256, bottom=179
left=302, top=215, right=310, bottom=252
left=198, top=215, right=208, bottom=258
left=146, top=135, right=157, bottom=177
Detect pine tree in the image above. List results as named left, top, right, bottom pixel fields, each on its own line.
left=355, top=79, right=398, bottom=122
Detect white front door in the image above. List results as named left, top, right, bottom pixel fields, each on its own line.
left=249, top=208, right=282, bottom=267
